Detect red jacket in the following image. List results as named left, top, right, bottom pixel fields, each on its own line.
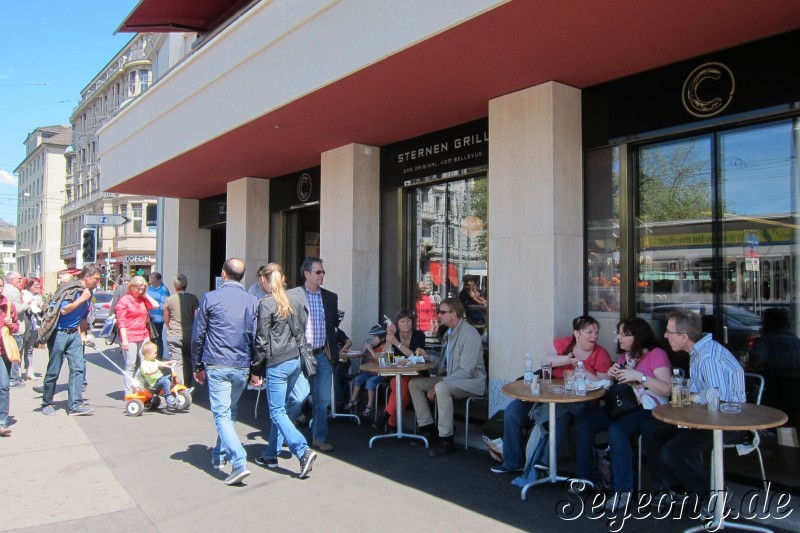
left=0, top=294, right=20, bottom=357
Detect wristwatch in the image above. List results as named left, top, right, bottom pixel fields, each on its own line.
left=641, top=374, right=648, bottom=383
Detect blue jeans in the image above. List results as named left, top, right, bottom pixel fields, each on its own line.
left=0, top=357, right=10, bottom=425
left=287, top=372, right=310, bottom=420
left=261, top=357, right=309, bottom=460
left=42, top=330, right=86, bottom=412
left=310, top=353, right=333, bottom=443
left=353, top=371, right=385, bottom=390
left=154, top=376, right=172, bottom=401
left=501, top=400, right=534, bottom=469
left=575, top=405, right=653, bottom=492
left=207, top=367, right=249, bottom=470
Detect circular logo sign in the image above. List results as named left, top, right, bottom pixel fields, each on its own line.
left=297, top=173, right=312, bottom=202
left=682, top=62, right=735, bottom=118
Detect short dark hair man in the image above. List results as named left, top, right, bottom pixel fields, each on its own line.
left=287, top=257, right=339, bottom=452
left=41, top=266, right=102, bottom=416
left=641, top=309, right=745, bottom=508
left=192, top=259, right=259, bottom=485
left=409, top=297, right=487, bottom=456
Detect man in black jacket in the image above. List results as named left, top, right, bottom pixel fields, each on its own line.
left=288, top=257, right=339, bottom=452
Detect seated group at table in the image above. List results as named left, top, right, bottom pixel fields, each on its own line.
left=493, top=310, right=745, bottom=513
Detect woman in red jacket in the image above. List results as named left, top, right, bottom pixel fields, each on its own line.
left=115, top=275, right=158, bottom=394
left=0, top=277, right=20, bottom=436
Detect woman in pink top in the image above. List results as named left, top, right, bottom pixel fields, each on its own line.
left=115, top=276, right=158, bottom=394
left=574, top=317, right=672, bottom=505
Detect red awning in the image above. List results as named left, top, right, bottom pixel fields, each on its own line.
left=57, top=269, right=81, bottom=276
left=428, top=262, right=459, bottom=287
left=448, top=264, right=459, bottom=287
left=117, top=0, right=254, bottom=33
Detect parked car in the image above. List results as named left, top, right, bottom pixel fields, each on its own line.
left=91, top=291, right=114, bottom=326
left=647, top=303, right=762, bottom=355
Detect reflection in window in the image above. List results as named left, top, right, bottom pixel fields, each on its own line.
left=586, top=147, right=620, bottom=314
left=410, top=174, right=487, bottom=335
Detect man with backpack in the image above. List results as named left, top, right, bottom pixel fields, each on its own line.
left=36, top=265, right=102, bottom=416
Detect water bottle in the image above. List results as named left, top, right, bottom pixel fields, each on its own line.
left=671, top=369, right=683, bottom=408
left=575, top=361, right=587, bottom=396
left=707, top=387, right=720, bottom=412
left=523, top=353, right=533, bottom=385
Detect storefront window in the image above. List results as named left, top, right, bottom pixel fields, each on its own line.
left=586, top=147, right=621, bottom=314
left=409, top=174, right=487, bottom=336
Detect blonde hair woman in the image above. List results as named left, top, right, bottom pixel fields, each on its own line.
left=251, top=263, right=317, bottom=478
left=115, top=275, right=159, bottom=395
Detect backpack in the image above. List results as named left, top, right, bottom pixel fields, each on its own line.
left=36, top=281, right=84, bottom=346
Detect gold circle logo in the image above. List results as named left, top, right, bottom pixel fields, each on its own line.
left=682, top=62, right=735, bottom=118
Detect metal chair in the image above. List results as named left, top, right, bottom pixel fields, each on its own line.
left=463, top=395, right=488, bottom=449
left=722, top=372, right=766, bottom=489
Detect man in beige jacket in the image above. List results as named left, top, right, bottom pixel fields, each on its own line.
left=409, top=297, right=486, bottom=456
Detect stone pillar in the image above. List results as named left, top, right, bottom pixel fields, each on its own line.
left=320, top=144, right=380, bottom=347
left=226, top=177, right=269, bottom=289
left=162, top=198, right=211, bottom=295
left=487, top=81, right=583, bottom=413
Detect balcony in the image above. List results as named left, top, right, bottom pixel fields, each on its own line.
left=61, top=190, right=117, bottom=216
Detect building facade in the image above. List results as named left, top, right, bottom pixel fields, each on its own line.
left=62, top=33, right=158, bottom=287
left=15, top=125, right=72, bottom=294
left=0, top=223, right=17, bottom=276
left=99, top=1, right=800, bottom=414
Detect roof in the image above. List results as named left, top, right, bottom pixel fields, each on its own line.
left=117, top=0, right=255, bottom=33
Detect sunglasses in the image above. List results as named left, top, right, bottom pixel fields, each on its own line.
left=313, top=270, right=326, bottom=275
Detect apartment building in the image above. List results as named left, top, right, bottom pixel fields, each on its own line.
left=62, top=33, right=158, bottom=288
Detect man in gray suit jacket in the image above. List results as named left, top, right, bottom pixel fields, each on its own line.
left=288, top=257, right=339, bottom=452
left=409, top=297, right=486, bottom=456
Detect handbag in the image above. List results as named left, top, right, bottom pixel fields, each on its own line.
left=287, top=316, right=316, bottom=379
left=100, top=316, right=117, bottom=339
left=604, top=383, right=641, bottom=420
left=145, top=314, right=158, bottom=340
left=1, top=325, right=21, bottom=364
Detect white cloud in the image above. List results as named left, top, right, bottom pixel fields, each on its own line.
left=0, top=170, right=18, bottom=186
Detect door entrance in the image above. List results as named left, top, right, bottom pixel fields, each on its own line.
left=280, top=206, right=320, bottom=288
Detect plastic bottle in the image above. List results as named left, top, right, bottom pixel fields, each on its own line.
left=671, top=369, right=683, bottom=408
left=707, top=387, right=720, bottom=412
left=575, top=361, right=587, bottom=396
left=523, top=353, right=533, bottom=385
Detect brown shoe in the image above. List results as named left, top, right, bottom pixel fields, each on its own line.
left=0, top=425, right=11, bottom=437
left=311, top=441, right=334, bottom=452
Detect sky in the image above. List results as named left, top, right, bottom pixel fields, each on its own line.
left=0, top=0, right=140, bottom=225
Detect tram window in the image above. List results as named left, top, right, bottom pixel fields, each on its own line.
left=762, top=261, right=771, bottom=300
left=773, top=260, right=781, bottom=301
left=782, top=259, right=789, bottom=300
left=740, top=261, right=748, bottom=299
left=725, top=261, right=736, bottom=295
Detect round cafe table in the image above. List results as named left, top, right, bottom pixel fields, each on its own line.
left=652, top=402, right=787, bottom=532
left=502, top=379, right=605, bottom=500
left=360, top=361, right=435, bottom=448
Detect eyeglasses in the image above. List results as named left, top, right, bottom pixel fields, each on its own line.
left=313, top=270, right=326, bottom=275
left=438, top=309, right=453, bottom=315
left=664, top=329, right=686, bottom=336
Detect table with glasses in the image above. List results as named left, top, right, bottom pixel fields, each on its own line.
left=652, top=402, right=787, bottom=532
left=360, top=360, right=435, bottom=448
left=502, top=379, right=605, bottom=500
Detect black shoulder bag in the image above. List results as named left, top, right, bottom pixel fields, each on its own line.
left=604, top=383, right=641, bottom=420
left=287, top=316, right=317, bottom=379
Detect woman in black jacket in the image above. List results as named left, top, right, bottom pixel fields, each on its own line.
left=250, top=263, right=317, bottom=478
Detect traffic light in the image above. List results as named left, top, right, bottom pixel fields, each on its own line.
left=81, top=227, right=97, bottom=264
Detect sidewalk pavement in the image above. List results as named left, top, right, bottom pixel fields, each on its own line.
left=1, top=342, right=798, bottom=532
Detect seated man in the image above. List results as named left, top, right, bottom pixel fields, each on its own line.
left=641, top=309, right=745, bottom=506
left=409, top=298, right=486, bottom=457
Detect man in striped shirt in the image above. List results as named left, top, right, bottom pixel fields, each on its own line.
left=641, top=309, right=745, bottom=502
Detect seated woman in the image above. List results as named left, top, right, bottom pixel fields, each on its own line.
left=343, top=324, right=387, bottom=417
left=573, top=317, right=671, bottom=509
left=374, top=308, right=428, bottom=431
left=492, top=315, right=612, bottom=474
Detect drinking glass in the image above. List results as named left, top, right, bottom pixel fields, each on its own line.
left=564, top=370, right=576, bottom=393
left=378, top=356, right=388, bottom=367
left=681, top=379, right=693, bottom=407
left=541, top=362, right=552, bottom=383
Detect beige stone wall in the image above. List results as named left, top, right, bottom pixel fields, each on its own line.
left=162, top=198, right=211, bottom=296
left=225, top=177, right=269, bottom=290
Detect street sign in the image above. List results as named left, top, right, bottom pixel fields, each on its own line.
left=83, top=213, right=131, bottom=226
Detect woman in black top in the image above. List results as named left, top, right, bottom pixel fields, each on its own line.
left=251, top=263, right=317, bottom=478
